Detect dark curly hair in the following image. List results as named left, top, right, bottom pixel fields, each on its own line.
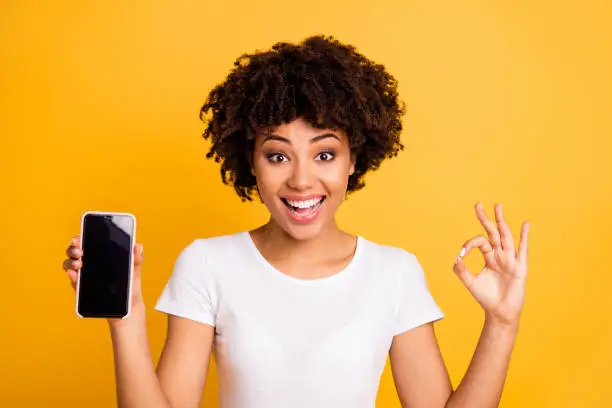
left=200, top=34, right=406, bottom=201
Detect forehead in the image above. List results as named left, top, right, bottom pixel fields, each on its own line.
left=272, top=117, right=320, bottom=134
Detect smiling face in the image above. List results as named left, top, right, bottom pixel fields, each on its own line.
left=251, top=117, right=355, bottom=241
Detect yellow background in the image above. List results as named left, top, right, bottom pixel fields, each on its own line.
left=2, top=1, right=611, bottom=407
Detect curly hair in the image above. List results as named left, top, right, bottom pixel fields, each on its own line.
left=200, top=34, right=406, bottom=201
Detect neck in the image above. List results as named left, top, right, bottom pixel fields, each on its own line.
left=252, top=218, right=348, bottom=260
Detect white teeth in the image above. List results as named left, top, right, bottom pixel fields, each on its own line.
left=286, top=197, right=323, bottom=208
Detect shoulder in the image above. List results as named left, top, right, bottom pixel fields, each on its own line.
left=181, top=231, right=246, bottom=252
left=176, top=231, right=248, bottom=264
left=358, top=236, right=428, bottom=285
left=169, top=232, right=247, bottom=285
left=359, top=235, right=417, bottom=266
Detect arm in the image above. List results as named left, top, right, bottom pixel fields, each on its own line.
left=64, top=238, right=215, bottom=408
left=109, top=303, right=215, bottom=408
left=445, top=203, right=529, bottom=407
left=105, top=240, right=216, bottom=408
left=389, top=318, right=518, bottom=408
left=389, top=322, right=452, bottom=408
left=445, top=318, right=518, bottom=408
left=156, top=314, right=215, bottom=407
left=392, top=203, right=530, bottom=407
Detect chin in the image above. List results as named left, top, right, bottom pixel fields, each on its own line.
left=281, top=222, right=327, bottom=242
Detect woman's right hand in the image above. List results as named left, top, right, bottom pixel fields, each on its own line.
left=63, top=236, right=145, bottom=319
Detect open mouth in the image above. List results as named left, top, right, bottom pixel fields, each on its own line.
left=281, top=196, right=326, bottom=221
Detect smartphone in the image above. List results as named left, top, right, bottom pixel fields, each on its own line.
left=75, top=211, right=136, bottom=319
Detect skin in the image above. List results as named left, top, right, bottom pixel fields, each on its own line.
left=62, top=117, right=530, bottom=408
left=247, top=117, right=357, bottom=279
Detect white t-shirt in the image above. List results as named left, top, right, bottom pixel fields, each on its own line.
left=155, top=231, right=444, bottom=408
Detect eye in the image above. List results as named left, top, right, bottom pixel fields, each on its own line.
left=316, top=151, right=335, bottom=161
left=266, top=153, right=288, bottom=163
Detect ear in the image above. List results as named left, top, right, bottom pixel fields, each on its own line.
left=349, top=153, right=356, bottom=176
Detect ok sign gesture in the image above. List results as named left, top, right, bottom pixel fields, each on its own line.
left=453, top=203, right=530, bottom=326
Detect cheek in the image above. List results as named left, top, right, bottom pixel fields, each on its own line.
left=320, top=163, right=352, bottom=191
left=253, top=163, right=283, bottom=195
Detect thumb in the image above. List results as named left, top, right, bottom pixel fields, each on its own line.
left=453, top=255, right=475, bottom=289
left=133, top=243, right=144, bottom=271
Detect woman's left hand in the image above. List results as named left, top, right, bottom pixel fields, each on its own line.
left=453, top=203, right=530, bottom=326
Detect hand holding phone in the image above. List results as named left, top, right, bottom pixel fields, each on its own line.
left=62, top=212, right=144, bottom=319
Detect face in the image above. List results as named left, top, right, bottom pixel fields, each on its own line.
left=251, top=117, right=355, bottom=241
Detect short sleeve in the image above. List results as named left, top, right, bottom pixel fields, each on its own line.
left=154, top=240, right=217, bottom=327
left=393, top=251, right=444, bottom=335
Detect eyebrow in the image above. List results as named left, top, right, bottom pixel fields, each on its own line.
left=262, top=132, right=341, bottom=145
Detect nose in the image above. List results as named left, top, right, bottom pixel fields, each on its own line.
left=286, top=159, right=315, bottom=191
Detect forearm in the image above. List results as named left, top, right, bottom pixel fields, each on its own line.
left=109, top=303, right=172, bottom=408
left=445, top=316, right=519, bottom=408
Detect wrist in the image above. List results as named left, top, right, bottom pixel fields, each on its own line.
left=484, top=313, right=520, bottom=333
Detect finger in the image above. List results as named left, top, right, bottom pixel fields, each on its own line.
left=71, top=236, right=81, bottom=249
left=67, top=269, right=78, bottom=289
left=63, top=258, right=82, bottom=272
left=460, top=235, right=498, bottom=268
left=66, top=246, right=82, bottom=260
left=66, top=236, right=82, bottom=259
left=133, top=243, right=144, bottom=270
left=453, top=255, right=475, bottom=289
left=517, top=221, right=530, bottom=263
left=495, top=203, right=515, bottom=253
left=475, top=202, right=502, bottom=249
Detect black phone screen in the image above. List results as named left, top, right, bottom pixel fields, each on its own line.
left=77, top=213, right=134, bottom=318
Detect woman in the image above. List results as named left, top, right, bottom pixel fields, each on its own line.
left=63, top=35, right=530, bottom=408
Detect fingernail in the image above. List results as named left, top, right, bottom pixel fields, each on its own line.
left=140, top=245, right=144, bottom=256
left=459, top=247, right=467, bottom=257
